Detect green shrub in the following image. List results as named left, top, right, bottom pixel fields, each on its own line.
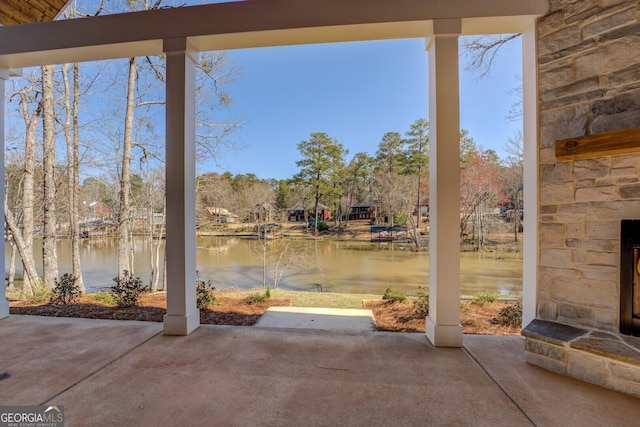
left=498, top=302, right=522, bottom=327
left=393, top=213, right=408, bottom=225
left=196, top=279, right=216, bottom=309
left=382, top=287, right=406, bottom=303
left=472, top=291, right=499, bottom=305
left=111, top=270, right=150, bottom=307
left=23, top=281, right=52, bottom=304
left=50, top=273, right=81, bottom=305
left=413, top=285, right=429, bottom=317
left=307, top=219, right=329, bottom=231
left=245, top=288, right=271, bottom=304
left=88, top=292, right=116, bottom=305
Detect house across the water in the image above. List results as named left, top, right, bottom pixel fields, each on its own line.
left=349, top=203, right=377, bottom=221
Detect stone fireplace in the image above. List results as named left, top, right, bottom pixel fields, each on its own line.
left=522, top=0, right=640, bottom=397
left=522, top=140, right=640, bottom=397
left=621, top=220, right=640, bottom=336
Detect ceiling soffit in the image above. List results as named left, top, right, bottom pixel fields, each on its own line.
left=0, top=0, right=69, bottom=26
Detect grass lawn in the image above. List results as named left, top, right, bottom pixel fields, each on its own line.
left=219, top=289, right=381, bottom=309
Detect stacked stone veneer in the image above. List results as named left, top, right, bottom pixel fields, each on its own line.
left=525, top=0, right=640, bottom=396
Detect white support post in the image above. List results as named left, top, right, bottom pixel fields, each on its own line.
left=425, top=19, right=463, bottom=347
left=163, top=38, right=199, bottom=335
left=0, top=68, right=8, bottom=319
left=522, top=23, right=539, bottom=327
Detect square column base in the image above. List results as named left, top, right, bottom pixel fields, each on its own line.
left=426, top=317, right=463, bottom=347
left=163, top=309, right=200, bottom=335
left=0, top=301, right=9, bottom=319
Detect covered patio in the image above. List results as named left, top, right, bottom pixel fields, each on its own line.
left=1, top=315, right=638, bottom=425
left=0, top=0, right=546, bottom=347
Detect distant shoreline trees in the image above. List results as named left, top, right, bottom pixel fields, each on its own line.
left=4, top=1, right=241, bottom=296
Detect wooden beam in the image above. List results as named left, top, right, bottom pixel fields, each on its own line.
left=556, top=127, right=640, bottom=162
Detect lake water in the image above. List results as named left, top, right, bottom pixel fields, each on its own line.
left=6, top=236, right=523, bottom=297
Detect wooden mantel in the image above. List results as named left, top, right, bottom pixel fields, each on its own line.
left=556, top=127, right=640, bottom=162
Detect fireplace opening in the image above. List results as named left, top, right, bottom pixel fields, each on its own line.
left=620, top=220, right=640, bottom=336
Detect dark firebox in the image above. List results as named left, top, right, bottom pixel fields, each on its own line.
left=620, top=220, right=640, bottom=336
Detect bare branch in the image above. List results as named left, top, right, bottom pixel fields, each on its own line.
left=461, top=34, right=520, bottom=78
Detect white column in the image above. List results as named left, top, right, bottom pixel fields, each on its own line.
left=425, top=19, right=463, bottom=347
left=163, top=38, right=199, bottom=335
left=522, top=23, right=539, bottom=327
left=0, top=68, right=7, bottom=319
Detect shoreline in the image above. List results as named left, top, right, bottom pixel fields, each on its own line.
left=196, top=221, right=523, bottom=252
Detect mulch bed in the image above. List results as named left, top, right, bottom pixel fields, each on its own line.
left=9, top=293, right=292, bottom=327
left=9, top=293, right=521, bottom=334
left=363, top=300, right=522, bottom=335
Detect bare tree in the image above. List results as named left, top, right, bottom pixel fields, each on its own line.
left=60, top=62, right=85, bottom=292
left=41, top=64, right=59, bottom=287
left=7, top=241, right=17, bottom=291
left=117, top=57, right=136, bottom=278
left=272, top=240, right=315, bottom=289
left=112, top=1, right=241, bottom=278
left=11, top=79, right=42, bottom=292
left=459, top=149, right=501, bottom=249
left=195, top=172, right=234, bottom=229
left=461, top=34, right=520, bottom=78
left=501, top=131, right=524, bottom=242
left=251, top=235, right=315, bottom=290
left=372, top=171, right=414, bottom=228
left=462, top=34, right=523, bottom=122
left=137, top=166, right=165, bottom=291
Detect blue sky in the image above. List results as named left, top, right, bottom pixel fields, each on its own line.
left=205, top=36, right=523, bottom=180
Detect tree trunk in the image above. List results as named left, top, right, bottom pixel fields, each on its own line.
left=151, top=236, right=162, bottom=292
left=333, top=182, right=339, bottom=228
left=5, top=205, right=39, bottom=293
left=42, top=64, right=58, bottom=287
left=149, top=207, right=165, bottom=292
left=313, top=179, right=320, bottom=235
left=8, top=242, right=16, bottom=291
left=162, top=247, right=167, bottom=291
left=148, top=216, right=155, bottom=291
left=72, top=63, right=85, bottom=292
left=514, top=192, right=520, bottom=243
left=118, top=57, right=136, bottom=278
left=262, top=241, right=267, bottom=288
left=416, top=168, right=422, bottom=226
left=344, top=190, right=352, bottom=227
left=62, top=63, right=85, bottom=293
left=19, top=89, right=40, bottom=292
left=129, top=227, right=136, bottom=274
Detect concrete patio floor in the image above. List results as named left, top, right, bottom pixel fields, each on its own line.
left=1, top=315, right=638, bottom=426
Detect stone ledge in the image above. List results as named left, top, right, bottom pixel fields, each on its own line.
left=523, top=319, right=640, bottom=367
left=522, top=318, right=588, bottom=345
left=572, top=335, right=640, bottom=367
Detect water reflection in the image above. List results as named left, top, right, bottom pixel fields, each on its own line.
left=6, top=237, right=522, bottom=296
